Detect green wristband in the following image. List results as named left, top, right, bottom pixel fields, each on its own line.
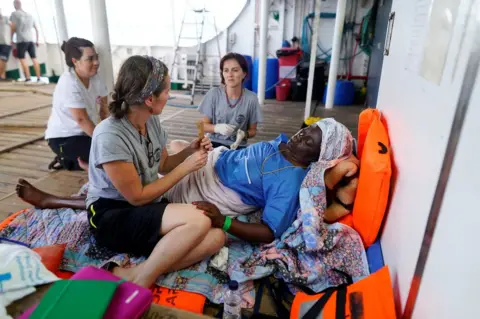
left=222, top=216, right=232, bottom=232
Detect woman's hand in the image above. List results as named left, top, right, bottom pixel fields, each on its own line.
left=324, top=155, right=359, bottom=190
left=189, top=136, right=213, bottom=152
left=230, top=130, right=246, bottom=150
left=193, top=201, right=225, bottom=228
left=336, top=176, right=358, bottom=207
left=180, top=150, right=208, bottom=174
left=214, top=124, right=236, bottom=137
left=323, top=155, right=360, bottom=223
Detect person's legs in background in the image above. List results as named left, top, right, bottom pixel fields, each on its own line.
left=48, top=135, right=92, bottom=171
left=0, top=45, right=10, bottom=79
left=16, top=42, right=31, bottom=81
left=27, top=42, right=41, bottom=80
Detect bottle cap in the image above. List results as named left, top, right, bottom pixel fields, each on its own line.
left=228, top=280, right=239, bottom=291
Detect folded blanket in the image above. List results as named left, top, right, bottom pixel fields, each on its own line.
left=165, top=147, right=256, bottom=217
left=0, top=208, right=256, bottom=307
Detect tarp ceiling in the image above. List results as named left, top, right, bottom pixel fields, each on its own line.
left=0, top=0, right=247, bottom=46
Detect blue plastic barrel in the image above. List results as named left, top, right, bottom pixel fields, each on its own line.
left=322, top=80, right=355, bottom=105
left=243, top=55, right=253, bottom=91
left=253, top=58, right=279, bottom=99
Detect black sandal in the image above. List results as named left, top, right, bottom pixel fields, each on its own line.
left=48, top=156, right=63, bottom=170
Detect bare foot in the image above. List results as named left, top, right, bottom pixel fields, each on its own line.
left=16, top=178, right=53, bottom=209
left=112, top=264, right=152, bottom=288
left=77, top=158, right=89, bottom=172
left=112, top=266, right=137, bottom=282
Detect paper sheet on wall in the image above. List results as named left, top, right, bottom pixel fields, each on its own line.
left=420, top=0, right=459, bottom=84
left=450, top=0, right=475, bottom=82
left=405, top=0, right=432, bottom=74
left=405, top=0, right=458, bottom=84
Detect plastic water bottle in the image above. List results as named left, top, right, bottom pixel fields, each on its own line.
left=223, top=280, right=241, bottom=319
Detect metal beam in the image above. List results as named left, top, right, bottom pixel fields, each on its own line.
left=257, top=0, right=269, bottom=106
left=304, top=0, right=321, bottom=120
left=53, top=0, right=68, bottom=43
left=325, top=0, right=347, bottom=109
left=89, top=0, right=114, bottom=95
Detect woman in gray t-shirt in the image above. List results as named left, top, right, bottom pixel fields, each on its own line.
left=24, top=56, right=224, bottom=288
left=170, top=53, right=263, bottom=152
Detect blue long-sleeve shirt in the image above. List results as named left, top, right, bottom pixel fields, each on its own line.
left=214, top=134, right=309, bottom=238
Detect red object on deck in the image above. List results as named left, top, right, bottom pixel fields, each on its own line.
left=276, top=79, right=291, bottom=101
left=277, top=48, right=302, bottom=80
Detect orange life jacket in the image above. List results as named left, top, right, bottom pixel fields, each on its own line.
left=352, top=110, right=392, bottom=247
left=290, top=266, right=396, bottom=319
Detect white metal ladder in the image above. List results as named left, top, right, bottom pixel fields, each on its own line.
left=170, top=4, right=222, bottom=105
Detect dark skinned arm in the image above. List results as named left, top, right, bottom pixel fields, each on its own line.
left=226, top=219, right=274, bottom=243
left=194, top=201, right=275, bottom=243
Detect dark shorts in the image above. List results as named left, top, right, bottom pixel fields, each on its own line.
left=87, top=197, right=169, bottom=257
left=0, top=45, right=11, bottom=61
left=48, top=135, right=91, bottom=171
left=16, top=42, right=36, bottom=59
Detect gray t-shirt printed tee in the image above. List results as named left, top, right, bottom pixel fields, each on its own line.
left=0, top=16, right=9, bottom=45
left=198, top=87, right=263, bottom=145
left=86, top=116, right=168, bottom=207
left=10, top=10, right=35, bottom=43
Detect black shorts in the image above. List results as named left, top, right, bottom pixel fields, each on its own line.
left=0, top=44, right=11, bottom=61
left=16, top=42, right=36, bottom=59
left=87, top=197, right=169, bottom=257
left=48, top=135, right=91, bottom=171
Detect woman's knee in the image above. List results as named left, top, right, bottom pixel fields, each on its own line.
left=161, top=204, right=211, bottom=235
left=209, top=229, right=226, bottom=253
left=187, top=212, right=212, bottom=231
left=180, top=205, right=212, bottom=232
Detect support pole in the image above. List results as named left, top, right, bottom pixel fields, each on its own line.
left=89, top=0, right=114, bottom=95
left=304, top=0, right=321, bottom=120
left=53, top=0, right=68, bottom=43
left=325, top=0, right=347, bottom=109
left=257, top=0, right=269, bottom=106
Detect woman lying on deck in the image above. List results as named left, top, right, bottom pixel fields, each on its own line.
left=166, top=117, right=359, bottom=241
left=17, top=118, right=359, bottom=244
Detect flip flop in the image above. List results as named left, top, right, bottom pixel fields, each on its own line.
left=48, top=156, right=62, bottom=170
